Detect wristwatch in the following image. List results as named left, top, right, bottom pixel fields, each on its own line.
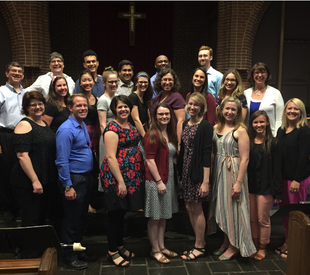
left=65, top=185, right=72, bottom=191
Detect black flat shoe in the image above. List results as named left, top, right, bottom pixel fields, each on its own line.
left=107, top=252, right=129, bottom=267
left=78, top=252, right=97, bottom=262
left=61, top=259, right=88, bottom=270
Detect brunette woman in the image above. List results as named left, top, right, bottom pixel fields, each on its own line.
left=248, top=110, right=282, bottom=260
left=187, top=67, right=216, bottom=126
left=128, top=71, right=153, bottom=137
left=244, top=62, right=284, bottom=136
left=275, top=98, right=310, bottom=258
left=144, top=103, right=179, bottom=264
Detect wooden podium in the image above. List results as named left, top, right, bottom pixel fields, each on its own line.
left=0, top=225, right=62, bottom=274
left=287, top=211, right=310, bottom=275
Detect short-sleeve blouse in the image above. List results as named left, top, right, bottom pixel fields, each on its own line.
left=97, top=94, right=115, bottom=123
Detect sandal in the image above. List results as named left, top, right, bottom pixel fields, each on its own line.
left=118, top=246, right=135, bottom=259
left=219, top=245, right=239, bottom=261
left=161, top=247, right=178, bottom=258
left=254, top=250, right=267, bottom=260
left=181, top=246, right=205, bottom=261
left=280, top=250, right=288, bottom=259
left=150, top=250, right=170, bottom=263
left=107, top=252, right=129, bottom=267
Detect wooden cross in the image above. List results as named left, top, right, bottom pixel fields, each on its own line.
left=118, top=2, right=146, bottom=46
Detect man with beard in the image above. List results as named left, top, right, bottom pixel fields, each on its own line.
left=150, top=55, right=170, bottom=99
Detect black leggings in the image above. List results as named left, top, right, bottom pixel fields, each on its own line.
left=106, top=209, right=127, bottom=252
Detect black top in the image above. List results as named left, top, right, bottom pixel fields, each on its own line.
left=84, top=96, right=98, bottom=125
left=45, top=102, right=70, bottom=133
left=276, top=125, right=310, bottom=182
left=11, top=118, right=56, bottom=188
left=178, top=119, right=213, bottom=184
left=128, top=93, right=148, bottom=128
left=248, top=140, right=282, bottom=199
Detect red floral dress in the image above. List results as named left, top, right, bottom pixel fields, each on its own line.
left=100, top=121, right=145, bottom=211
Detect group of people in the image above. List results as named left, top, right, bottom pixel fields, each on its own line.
left=0, top=45, right=309, bottom=270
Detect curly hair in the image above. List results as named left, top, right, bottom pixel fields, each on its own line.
left=153, top=68, right=181, bottom=93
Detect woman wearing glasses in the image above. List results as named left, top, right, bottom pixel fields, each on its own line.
left=217, top=69, right=247, bottom=123
left=244, top=62, right=284, bottom=136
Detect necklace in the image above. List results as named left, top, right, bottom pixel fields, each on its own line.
left=253, top=86, right=266, bottom=96
left=189, top=117, right=202, bottom=126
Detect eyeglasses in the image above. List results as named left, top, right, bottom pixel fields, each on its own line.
left=50, top=59, right=63, bottom=64
left=254, top=71, right=266, bottom=76
left=224, top=78, right=236, bottom=83
left=107, top=80, right=118, bottom=84
left=29, top=103, right=44, bottom=108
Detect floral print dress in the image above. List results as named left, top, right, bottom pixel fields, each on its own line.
left=100, top=121, right=145, bottom=212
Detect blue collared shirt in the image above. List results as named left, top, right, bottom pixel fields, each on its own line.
left=55, top=115, right=93, bottom=187
left=150, top=72, right=162, bottom=99
left=0, top=82, right=26, bottom=129
left=207, top=66, right=223, bottom=99
left=75, top=75, right=105, bottom=98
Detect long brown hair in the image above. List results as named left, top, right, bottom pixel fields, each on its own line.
left=145, top=103, right=178, bottom=149
left=248, top=110, right=276, bottom=157
left=47, top=75, right=70, bottom=112
left=218, top=68, right=244, bottom=100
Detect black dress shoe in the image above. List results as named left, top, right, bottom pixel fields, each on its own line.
left=61, top=259, right=88, bottom=270
left=78, top=252, right=97, bottom=262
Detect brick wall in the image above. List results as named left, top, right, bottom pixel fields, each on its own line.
left=217, top=1, right=270, bottom=89
left=0, top=1, right=51, bottom=87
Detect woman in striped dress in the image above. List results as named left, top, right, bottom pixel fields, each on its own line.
left=207, top=97, right=256, bottom=260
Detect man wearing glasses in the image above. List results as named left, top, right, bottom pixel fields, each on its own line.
left=26, top=52, right=75, bottom=98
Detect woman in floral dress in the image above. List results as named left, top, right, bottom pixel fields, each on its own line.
left=100, top=95, right=145, bottom=267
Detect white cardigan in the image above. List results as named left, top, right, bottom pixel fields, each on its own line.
left=244, top=85, right=284, bottom=136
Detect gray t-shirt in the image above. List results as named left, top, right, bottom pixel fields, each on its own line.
left=97, top=94, right=115, bottom=123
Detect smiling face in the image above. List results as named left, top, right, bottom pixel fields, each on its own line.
left=27, top=99, right=45, bottom=119
left=118, top=65, right=133, bottom=84
left=80, top=73, right=94, bottom=93
left=68, top=96, right=88, bottom=123
left=155, top=55, right=169, bottom=72
left=198, top=50, right=213, bottom=67
left=49, top=58, right=64, bottom=75
left=54, top=78, right=68, bottom=99
left=83, top=55, right=99, bottom=74
left=252, top=114, right=268, bottom=136
left=103, top=74, right=118, bottom=94
left=115, top=100, right=130, bottom=120
left=224, top=73, right=237, bottom=92
left=161, top=73, right=174, bottom=92
left=253, top=69, right=267, bottom=86
left=187, top=97, right=201, bottom=118
left=136, top=76, right=148, bottom=92
left=192, top=69, right=206, bottom=89
left=222, top=101, right=238, bottom=122
left=156, top=106, right=171, bottom=126
left=285, top=101, right=301, bottom=124
left=5, top=66, right=24, bottom=86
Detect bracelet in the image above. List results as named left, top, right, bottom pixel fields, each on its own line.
left=236, top=180, right=242, bottom=184
left=155, top=179, right=162, bottom=183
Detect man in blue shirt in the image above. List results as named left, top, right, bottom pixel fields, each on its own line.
left=150, top=55, right=170, bottom=99
left=75, top=50, right=105, bottom=98
left=0, top=61, right=26, bottom=222
left=198, top=45, right=223, bottom=99
left=55, top=94, right=93, bottom=270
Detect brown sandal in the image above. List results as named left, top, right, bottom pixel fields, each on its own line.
left=150, top=251, right=170, bottom=263
left=161, top=247, right=178, bottom=258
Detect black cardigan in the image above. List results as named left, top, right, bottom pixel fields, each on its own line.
left=177, top=119, right=213, bottom=184
left=276, top=125, right=310, bottom=182
left=248, top=139, right=282, bottom=200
